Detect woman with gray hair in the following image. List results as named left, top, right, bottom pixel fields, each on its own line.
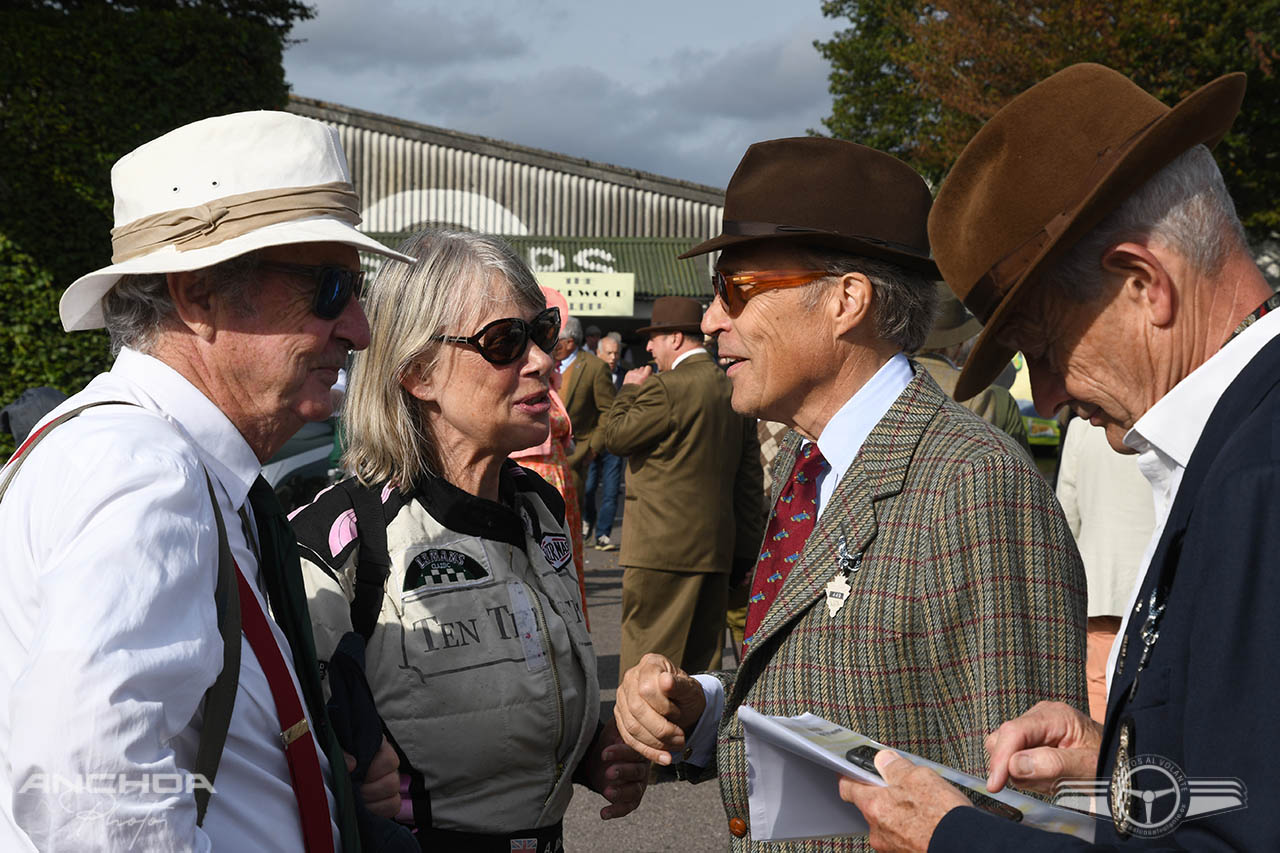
left=290, top=228, right=647, bottom=850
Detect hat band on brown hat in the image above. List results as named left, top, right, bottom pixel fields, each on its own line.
left=110, top=181, right=361, bottom=263
left=722, top=219, right=842, bottom=238
left=722, top=219, right=933, bottom=263
left=963, top=114, right=1162, bottom=323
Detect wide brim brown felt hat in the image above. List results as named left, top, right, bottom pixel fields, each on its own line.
left=923, top=281, right=983, bottom=350
left=636, top=295, right=706, bottom=335
left=929, top=63, right=1246, bottom=401
left=680, top=137, right=940, bottom=277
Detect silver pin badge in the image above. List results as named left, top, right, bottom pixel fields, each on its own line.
left=826, top=525, right=861, bottom=618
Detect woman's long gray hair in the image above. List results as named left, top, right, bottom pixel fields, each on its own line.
left=342, top=228, right=543, bottom=486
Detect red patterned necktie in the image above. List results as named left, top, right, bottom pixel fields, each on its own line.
left=743, top=443, right=827, bottom=653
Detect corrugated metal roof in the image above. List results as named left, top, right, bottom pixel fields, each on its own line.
left=368, top=232, right=712, bottom=300
left=290, top=97, right=726, bottom=241
left=291, top=96, right=726, bottom=205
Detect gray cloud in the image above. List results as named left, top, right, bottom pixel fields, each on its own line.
left=656, top=33, right=831, bottom=122
left=285, top=6, right=833, bottom=187
left=286, top=0, right=527, bottom=74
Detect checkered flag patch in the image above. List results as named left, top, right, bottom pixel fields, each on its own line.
left=404, top=548, right=490, bottom=593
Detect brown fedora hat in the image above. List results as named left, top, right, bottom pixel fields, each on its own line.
left=930, top=63, right=1246, bottom=401
left=680, top=137, right=940, bottom=277
left=636, top=296, right=706, bottom=335
left=922, top=281, right=983, bottom=350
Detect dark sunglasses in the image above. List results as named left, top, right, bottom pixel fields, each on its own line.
left=259, top=261, right=366, bottom=320
left=712, top=269, right=830, bottom=314
left=432, top=306, right=562, bottom=365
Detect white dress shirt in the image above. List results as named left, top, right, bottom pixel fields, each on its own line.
left=670, top=347, right=708, bottom=370
left=1106, top=307, right=1280, bottom=692
left=0, top=348, right=339, bottom=852
left=685, top=354, right=914, bottom=764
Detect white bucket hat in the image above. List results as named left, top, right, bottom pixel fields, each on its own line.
left=59, top=110, right=414, bottom=332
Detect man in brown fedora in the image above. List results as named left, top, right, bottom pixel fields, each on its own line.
left=914, top=282, right=1031, bottom=455
left=841, top=63, right=1280, bottom=851
left=599, top=296, right=764, bottom=674
left=612, top=137, right=1086, bottom=851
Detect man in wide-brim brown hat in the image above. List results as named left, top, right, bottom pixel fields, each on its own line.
left=611, top=137, right=1087, bottom=852
left=598, top=295, right=764, bottom=676
left=841, top=63, right=1280, bottom=851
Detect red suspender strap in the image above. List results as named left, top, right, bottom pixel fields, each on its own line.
left=235, top=566, right=335, bottom=853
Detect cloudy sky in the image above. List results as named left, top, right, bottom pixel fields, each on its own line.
left=283, top=0, right=842, bottom=189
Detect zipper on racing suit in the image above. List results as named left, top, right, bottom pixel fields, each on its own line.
left=527, top=583, right=567, bottom=803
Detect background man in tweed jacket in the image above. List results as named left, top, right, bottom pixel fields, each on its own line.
left=613, top=137, right=1088, bottom=851
left=599, top=296, right=764, bottom=674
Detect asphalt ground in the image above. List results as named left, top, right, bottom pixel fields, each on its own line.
left=561, top=543, right=734, bottom=852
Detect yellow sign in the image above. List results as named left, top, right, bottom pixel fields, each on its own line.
left=536, top=272, right=635, bottom=317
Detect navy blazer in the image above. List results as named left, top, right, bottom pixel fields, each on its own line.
left=932, top=332, right=1280, bottom=851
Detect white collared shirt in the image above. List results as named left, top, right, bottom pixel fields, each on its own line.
left=1106, top=306, right=1280, bottom=693
left=0, top=348, right=339, bottom=852
left=671, top=347, right=708, bottom=370
left=559, top=347, right=579, bottom=373
left=686, top=354, right=913, bottom=764
left=812, top=353, right=914, bottom=517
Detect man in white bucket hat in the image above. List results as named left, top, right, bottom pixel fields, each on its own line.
left=0, top=111, right=412, bottom=852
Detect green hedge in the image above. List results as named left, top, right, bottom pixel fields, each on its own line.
left=0, top=4, right=300, bottom=454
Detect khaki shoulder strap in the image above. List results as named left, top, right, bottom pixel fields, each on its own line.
left=0, top=401, right=241, bottom=826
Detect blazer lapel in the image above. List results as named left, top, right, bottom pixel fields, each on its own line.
left=561, top=355, right=583, bottom=406
left=740, top=366, right=947, bottom=668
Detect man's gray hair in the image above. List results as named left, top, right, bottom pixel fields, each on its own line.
left=800, top=249, right=939, bottom=353
left=101, top=254, right=260, bottom=356
left=342, top=228, right=543, bottom=486
left=1042, top=144, right=1248, bottom=304
left=560, top=314, right=584, bottom=346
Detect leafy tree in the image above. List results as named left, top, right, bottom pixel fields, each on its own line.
left=0, top=0, right=312, bottom=452
left=816, top=0, right=1280, bottom=236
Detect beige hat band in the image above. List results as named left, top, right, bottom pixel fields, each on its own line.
left=110, top=181, right=361, bottom=263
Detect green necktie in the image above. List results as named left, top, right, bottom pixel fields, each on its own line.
left=248, top=476, right=362, bottom=853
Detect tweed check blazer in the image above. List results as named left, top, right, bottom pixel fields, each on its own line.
left=701, top=365, right=1088, bottom=852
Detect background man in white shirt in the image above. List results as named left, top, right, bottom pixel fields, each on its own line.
left=0, top=111, right=410, bottom=851
left=843, top=64, right=1280, bottom=851
left=611, top=137, right=1086, bottom=852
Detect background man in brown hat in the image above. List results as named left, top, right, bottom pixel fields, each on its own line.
left=612, top=137, right=1086, bottom=851
left=914, top=282, right=1031, bottom=455
left=599, top=295, right=764, bottom=674
left=841, top=63, right=1279, bottom=851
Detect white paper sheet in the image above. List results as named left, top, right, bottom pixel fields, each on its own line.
left=738, top=705, right=1098, bottom=843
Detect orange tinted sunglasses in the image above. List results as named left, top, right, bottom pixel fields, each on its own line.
left=712, top=269, right=830, bottom=314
